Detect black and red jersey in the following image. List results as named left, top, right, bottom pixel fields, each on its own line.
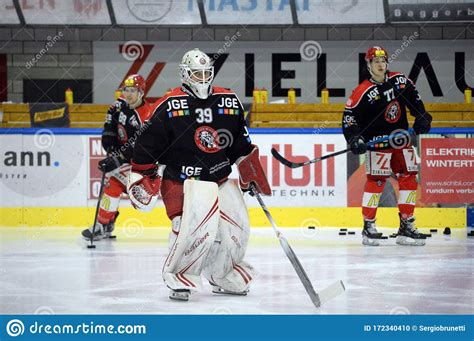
left=132, top=85, right=252, bottom=183
left=342, top=71, right=427, bottom=149
left=102, top=98, right=153, bottom=161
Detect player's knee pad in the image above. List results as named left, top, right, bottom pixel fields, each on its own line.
left=203, top=180, right=257, bottom=292
left=162, top=180, right=220, bottom=292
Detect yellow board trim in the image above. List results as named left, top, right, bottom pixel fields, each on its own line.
left=0, top=207, right=465, bottom=228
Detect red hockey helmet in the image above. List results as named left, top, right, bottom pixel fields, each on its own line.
left=123, top=74, right=146, bottom=92
left=365, top=46, right=388, bottom=63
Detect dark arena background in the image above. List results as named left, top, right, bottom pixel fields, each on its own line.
left=0, top=1, right=473, bottom=340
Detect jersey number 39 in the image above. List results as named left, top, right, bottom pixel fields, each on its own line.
left=196, top=108, right=213, bottom=123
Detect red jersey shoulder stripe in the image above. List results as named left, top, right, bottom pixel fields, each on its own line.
left=149, top=87, right=187, bottom=118
left=345, top=80, right=376, bottom=109
left=388, top=71, right=403, bottom=78
left=212, top=86, right=234, bottom=95
left=134, top=100, right=154, bottom=124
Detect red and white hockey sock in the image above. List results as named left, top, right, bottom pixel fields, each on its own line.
left=362, top=176, right=386, bottom=220
left=97, top=177, right=124, bottom=224
left=98, top=193, right=120, bottom=225
left=397, top=174, right=418, bottom=219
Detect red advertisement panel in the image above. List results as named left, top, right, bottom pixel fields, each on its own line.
left=421, top=138, right=474, bottom=203
left=88, top=137, right=106, bottom=199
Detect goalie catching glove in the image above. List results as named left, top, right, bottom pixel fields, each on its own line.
left=127, top=162, right=163, bottom=212
left=236, top=145, right=271, bottom=196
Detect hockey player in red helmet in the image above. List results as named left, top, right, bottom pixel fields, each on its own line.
left=82, top=74, right=153, bottom=241
left=342, top=46, right=432, bottom=246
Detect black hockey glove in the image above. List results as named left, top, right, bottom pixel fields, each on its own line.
left=413, top=112, right=432, bottom=135
left=349, top=136, right=367, bottom=155
left=102, top=132, right=118, bottom=153
left=98, top=154, right=124, bottom=173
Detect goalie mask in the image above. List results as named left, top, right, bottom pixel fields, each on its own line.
left=179, top=48, right=214, bottom=100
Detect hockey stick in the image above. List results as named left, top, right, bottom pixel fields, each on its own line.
left=250, top=185, right=345, bottom=308
left=87, top=171, right=106, bottom=249
left=272, top=147, right=350, bottom=169
left=271, top=129, right=414, bottom=169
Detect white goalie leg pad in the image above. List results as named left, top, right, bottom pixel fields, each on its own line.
left=203, top=180, right=258, bottom=294
left=162, top=179, right=219, bottom=292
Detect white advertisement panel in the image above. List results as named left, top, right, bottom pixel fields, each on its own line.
left=113, top=0, right=201, bottom=25
left=0, top=132, right=347, bottom=208
left=93, top=41, right=474, bottom=105
left=0, top=0, right=20, bottom=24
left=204, top=0, right=293, bottom=25
left=244, top=133, right=347, bottom=207
left=14, top=0, right=111, bottom=25
left=0, top=132, right=87, bottom=207
left=298, top=0, right=385, bottom=24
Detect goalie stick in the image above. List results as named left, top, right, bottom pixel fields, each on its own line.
left=250, top=184, right=345, bottom=308
left=272, top=129, right=414, bottom=169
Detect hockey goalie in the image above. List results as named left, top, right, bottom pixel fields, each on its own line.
left=127, top=48, right=271, bottom=301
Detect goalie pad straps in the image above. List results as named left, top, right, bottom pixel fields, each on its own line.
left=163, top=180, right=220, bottom=292
left=237, top=145, right=271, bottom=196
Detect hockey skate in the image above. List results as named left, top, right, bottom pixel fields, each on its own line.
left=210, top=282, right=249, bottom=296
left=82, top=221, right=116, bottom=241
left=396, top=214, right=426, bottom=246
left=169, top=289, right=191, bottom=301
left=362, top=219, right=384, bottom=246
